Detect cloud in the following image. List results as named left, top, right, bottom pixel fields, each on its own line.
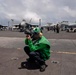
left=0, top=0, right=76, bottom=25
left=63, top=6, right=76, bottom=17
left=24, top=11, right=41, bottom=23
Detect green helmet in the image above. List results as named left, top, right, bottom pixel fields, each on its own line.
left=33, top=27, right=41, bottom=33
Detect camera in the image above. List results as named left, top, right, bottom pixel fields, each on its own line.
left=24, top=29, right=39, bottom=41
left=24, top=29, right=33, bottom=38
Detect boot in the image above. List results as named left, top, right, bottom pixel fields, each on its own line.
left=40, top=64, right=48, bottom=72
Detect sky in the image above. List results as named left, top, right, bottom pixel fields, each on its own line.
left=0, top=0, right=76, bottom=26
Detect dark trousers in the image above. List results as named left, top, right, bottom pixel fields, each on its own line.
left=24, top=46, right=45, bottom=66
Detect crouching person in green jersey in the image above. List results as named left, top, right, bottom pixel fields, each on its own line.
left=24, top=27, right=51, bottom=72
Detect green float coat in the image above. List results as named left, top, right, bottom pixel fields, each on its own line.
left=25, top=36, right=51, bottom=61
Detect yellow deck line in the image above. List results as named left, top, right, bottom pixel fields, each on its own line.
left=51, top=51, right=76, bottom=55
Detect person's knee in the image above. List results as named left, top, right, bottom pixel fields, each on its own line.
left=24, top=46, right=30, bottom=52
left=30, top=52, right=36, bottom=57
